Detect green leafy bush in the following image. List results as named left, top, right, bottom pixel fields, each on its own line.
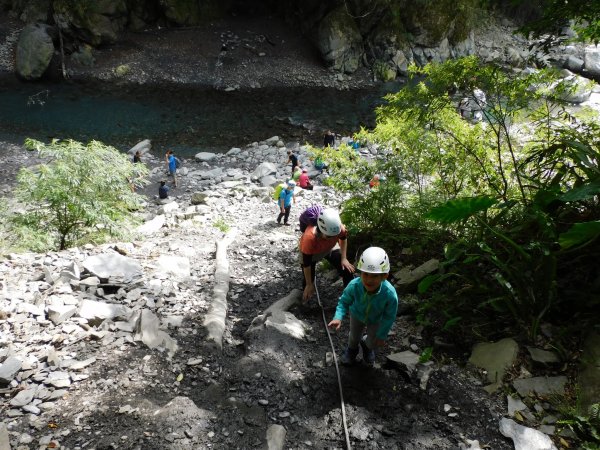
left=8, top=139, right=148, bottom=251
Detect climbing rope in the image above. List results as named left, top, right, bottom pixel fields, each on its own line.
left=314, top=277, right=352, bottom=450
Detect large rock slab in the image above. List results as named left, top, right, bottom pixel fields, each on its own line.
left=584, top=46, right=600, bottom=78
left=128, top=139, right=151, bottom=155
left=15, top=23, right=54, bottom=80
left=578, top=331, right=600, bottom=412
left=252, top=162, right=277, bottom=179
left=195, top=152, right=217, bottom=162
left=527, top=347, right=560, bottom=364
left=134, top=309, right=178, bottom=357
left=266, top=424, right=287, bottom=450
left=82, top=253, right=143, bottom=283
left=155, top=255, right=191, bottom=281
left=513, top=376, right=568, bottom=397
left=78, top=299, right=131, bottom=323
left=247, top=311, right=307, bottom=340
left=0, top=422, right=9, bottom=450
left=153, top=396, right=213, bottom=438
left=0, top=356, right=22, bottom=384
left=317, top=7, right=363, bottom=74
left=468, top=338, right=519, bottom=393
left=137, top=215, right=166, bottom=235
left=499, top=418, right=557, bottom=450
left=393, top=259, right=439, bottom=291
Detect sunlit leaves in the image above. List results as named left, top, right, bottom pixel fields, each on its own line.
left=12, top=139, right=148, bottom=250
left=559, top=221, right=600, bottom=249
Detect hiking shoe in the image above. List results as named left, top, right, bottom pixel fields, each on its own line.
left=360, top=337, right=376, bottom=366
left=340, top=347, right=359, bottom=365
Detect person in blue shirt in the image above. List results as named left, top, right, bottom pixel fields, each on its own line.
left=276, top=180, right=296, bottom=226
left=165, top=149, right=178, bottom=187
left=328, top=247, right=398, bottom=366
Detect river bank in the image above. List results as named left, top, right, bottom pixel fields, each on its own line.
left=0, top=136, right=516, bottom=449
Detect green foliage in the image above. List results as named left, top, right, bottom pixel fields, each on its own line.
left=559, top=403, right=600, bottom=448
left=213, top=217, right=230, bottom=233
left=8, top=139, right=148, bottom=251
left=419, top=346, right=433, bottom=363
left=358, top=56, right=600, bottom=340
left=517, top=0, right=600, bottom=44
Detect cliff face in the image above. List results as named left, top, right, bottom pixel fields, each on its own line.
left=1, top=0, right=495, bottom=81
left=2, top=0, right=596, bottom=84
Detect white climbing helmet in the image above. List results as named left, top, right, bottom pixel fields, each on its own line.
left=317, top=208, right=342, bottom=236
left=287, top=179, right=296, bottom=187
left=357, top=247, right=390, bottom=274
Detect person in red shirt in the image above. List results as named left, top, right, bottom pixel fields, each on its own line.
left=299, top=208, right=355, bottom=302
left=298, top=168, right=313, bottom=190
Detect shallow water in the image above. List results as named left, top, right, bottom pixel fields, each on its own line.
left=0, top=78, right=401, bottom=156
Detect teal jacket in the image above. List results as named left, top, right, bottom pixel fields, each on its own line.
left=333, top=277, right=399, bottom=340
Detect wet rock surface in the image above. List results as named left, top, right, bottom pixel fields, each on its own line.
left=0, top=137, right=514, bottom=449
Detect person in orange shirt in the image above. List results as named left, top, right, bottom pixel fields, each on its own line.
left=299, top=208, right=355, bottom=302
left=369, top=174, right=380, bottom=189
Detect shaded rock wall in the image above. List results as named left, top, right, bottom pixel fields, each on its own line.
left=2, top=0, right=552, bottom=81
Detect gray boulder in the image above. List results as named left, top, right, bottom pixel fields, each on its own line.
left=195, top=152, right=217, bottom=162
left=499, top=418, right=557, bottom=450
left=128, top=139, right=151, bottom=155
left=66, top=0, right=128, bottom=46
left=0, top=356, right=22, bottom=384
left=252, top=162, right=277, bottom=179
left=82, top=252, right=143, bottom=283
left=15, top=24, right=54, bottom=80
left=317, top=7, right=363, bottom=74
left=584, top=46, right=600, bottom=78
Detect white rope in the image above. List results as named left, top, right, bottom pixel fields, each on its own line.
left=314, top=276, right=352, bottom=450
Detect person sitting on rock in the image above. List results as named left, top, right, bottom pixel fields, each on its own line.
left=298, top=168, right=313, bottom=190
left=328, top=247, right=398, bottom=366
left=292, top=166, right=302, bottom=182
left=158, top=180, right=169, bottom=199
left=299, top=208, right=355, bottom=302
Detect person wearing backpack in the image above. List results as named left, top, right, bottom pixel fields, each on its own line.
left=299, top=208, right=355, bottom=302
left=277, top=180, right=296, bottom=226
left=165, top=149, right=178, bottom=187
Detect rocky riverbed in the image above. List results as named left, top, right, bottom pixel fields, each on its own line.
left=0, top=136, right=583, bottom=450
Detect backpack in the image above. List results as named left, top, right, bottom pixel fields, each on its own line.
left=174, top=157, right=182, bottom=169
left=272, top=183, right=286, bottom=201
left=314, top=157, right=324, bottom=170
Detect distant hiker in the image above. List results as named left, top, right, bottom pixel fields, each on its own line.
left=286, top=150, right=299, bottom=177
left=323, top=130, right=335, bottom=148
left=159, top=180, right=169, bottom=199
left=369, top=174, right=380, bottom=189
left=299, top=208, right=355, bottom=302
left=166, top=149, right=178, bottom=187
left=298, top=204, right=323, bottom=233
left=328, top=247, right=398, bottom=366
left=298, top=168, right=313, bottom=190
left=133, top=150, right=142, bottom=163
left=277, top=179, right=296, bottom=226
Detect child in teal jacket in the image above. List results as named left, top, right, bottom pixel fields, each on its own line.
left=328, top=247, right=398, bottom=365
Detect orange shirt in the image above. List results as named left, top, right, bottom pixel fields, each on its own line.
left=299, top=224, right=347, bottom=255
